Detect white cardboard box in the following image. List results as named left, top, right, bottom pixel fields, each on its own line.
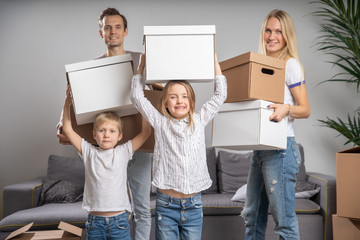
left=65, top=54, right=138, bottom=125
left=144, top=25, right=215, bottom=83
left=211, top=100, right=287, bottom=150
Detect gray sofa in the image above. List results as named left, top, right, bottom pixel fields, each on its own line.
left=0, top=145, right=336, bottom=240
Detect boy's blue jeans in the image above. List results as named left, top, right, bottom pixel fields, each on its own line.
left=155, top=190, right=203, bottom=240
left=86, top=212, right=131, bottom=240
left=242, top=137, right=301, bottom=240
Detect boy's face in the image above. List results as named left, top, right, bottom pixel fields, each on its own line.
left=165, top=84, right=190, bottom=121
left=93, top=120, right=122, bottom=150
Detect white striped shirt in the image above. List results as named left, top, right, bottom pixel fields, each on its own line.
left=131, top=75, right=227, bottom=194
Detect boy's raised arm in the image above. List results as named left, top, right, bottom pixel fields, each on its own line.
left=62, top=86, right=82, bottom=154
left=131, top=116, right=152, bottom=153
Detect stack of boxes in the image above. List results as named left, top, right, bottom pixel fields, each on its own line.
left=65, top=25, right=217, bottom=152
left=65, top=26, right=288, bottom=152
left=333, top=147, right=360, bottom=239
left=212, top=51, right=287, bottom=150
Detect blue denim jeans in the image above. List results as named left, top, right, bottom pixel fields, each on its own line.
left=128, top=151, right=152, bottom=240
left=242, top=137, right=301, bottom=240
left=86, top=212, right=131, bottom=240
left=155, top=191, right=203, bottom=240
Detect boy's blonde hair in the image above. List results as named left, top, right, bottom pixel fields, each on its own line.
left=258, top=9, right=304, bottom=78
left=160, top=80, right=196, bottom=131
left=94, top=112, right=123, bottom=133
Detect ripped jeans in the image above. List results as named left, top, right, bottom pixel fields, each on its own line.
left=155, top=190, right=203, bottom=240
left=242, top=137, right=301, bottom=240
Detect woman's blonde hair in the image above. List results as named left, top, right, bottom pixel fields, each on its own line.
left=159, top=80, right=196, bottom=131
left=259, top=9, right=304, bottom=78
left=94, top=112, right=123, bottom=133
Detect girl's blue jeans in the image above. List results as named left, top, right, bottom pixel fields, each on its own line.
left=242, top=137, right=301, bottom=240
left=155, top=190, right=203, bottom=240
left=86, top=211, right=131, bottom=240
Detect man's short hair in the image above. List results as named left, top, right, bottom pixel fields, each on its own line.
left=98, top=7, right=128, bottom=30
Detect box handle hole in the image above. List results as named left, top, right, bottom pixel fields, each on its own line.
left=261, top=68, right=274, bottom=75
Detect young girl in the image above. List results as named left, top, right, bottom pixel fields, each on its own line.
left=130, top=54, right=227, bottom=240
left=241, top=9, right=310, bottom=240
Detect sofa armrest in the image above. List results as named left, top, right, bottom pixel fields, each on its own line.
left=307, top=172, right=336, bottom=240
left=1, top=177, right=43, bottom=219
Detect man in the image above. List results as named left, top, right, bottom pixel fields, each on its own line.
left=57, top=8, right=153, bottom=240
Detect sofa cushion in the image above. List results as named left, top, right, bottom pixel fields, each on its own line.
left=47, top=154, right=85, bottom=187
left=217, top=150, right=252, bottom=194
left=39, top=177, right=83, bottom=205
left=202, top=193, right=244, bottom=215
left=297, top=144, right=307, bottom=182
left=231, top=183, right=320, bottom=202
left=203, top=147, right=218, bottom=193
left=0, top=202, right=87, bottom=232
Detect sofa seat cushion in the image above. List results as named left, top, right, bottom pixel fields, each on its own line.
left=150, top=194, right=320, bottom=217
left=150, top=193, right=245, bottom=216
left=0, top=202, right=87, bottom=232
left=202, top=193, right=244, bottom=215
left=294, top=199, right=321, bottom=214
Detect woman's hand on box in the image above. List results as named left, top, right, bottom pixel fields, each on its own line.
left=267, top=104, right=290, bottom=122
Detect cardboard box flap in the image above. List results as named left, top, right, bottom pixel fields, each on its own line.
left=219, top=100, right=274, bottom=113
left=58, top=222, right=82, bottom=237
left=144, top=25, right=216, bottom=36
left=5, top=222, right=82, bottom=240
left=339, top=146, right=360, bottom=153
left=220, top=51, right=285, bottom=72
left=5, top=223, right=34, bottom=240
left=65, top=54, right=133, bottom=73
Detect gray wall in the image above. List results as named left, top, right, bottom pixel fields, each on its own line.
left=1, top=0, right=359, bottom=214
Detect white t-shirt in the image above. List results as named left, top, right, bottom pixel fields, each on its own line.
left=284, top=58, right=305, bottom=137
left=80, top=139, right=133, bottom=212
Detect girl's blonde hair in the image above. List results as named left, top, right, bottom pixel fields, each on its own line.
left=259, top=9, right=304, bottom=78
left=159, top=80, right=196, bottom=131
left=94, top=112, right=123, bottom=133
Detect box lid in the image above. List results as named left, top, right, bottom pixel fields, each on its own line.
left=220, top=51, right=285, bottom=71
left=144, top=25, right=216, bottom=35
left=5, top=222, right=33, bottom=240
left=65, top=54, right=133, bottom=73
left=5, top=222, right=82, bottom=240
left=219, top=100, right=274, bottom=113
left=339, top=146, right=360, bottom=153
left=58, top=222, right=82, bottom=237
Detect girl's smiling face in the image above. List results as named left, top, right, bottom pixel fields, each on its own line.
left=165, top=83, right=190, bottom=121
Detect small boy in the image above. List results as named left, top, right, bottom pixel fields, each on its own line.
left=62, top=86, right=151, bottom=240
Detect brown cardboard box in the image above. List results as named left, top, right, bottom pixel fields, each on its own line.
left=336, top=146, right=360, bottom=219
left=220, top=51, right=285, bottom=104
left=333, top=215, right=360, bottom=240
left=69, top=89, right=162, bottom=153
left=6, top=222, right=82, bottom=240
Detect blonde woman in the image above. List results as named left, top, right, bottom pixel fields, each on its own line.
left=241, top=9, right=310, bottom=240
